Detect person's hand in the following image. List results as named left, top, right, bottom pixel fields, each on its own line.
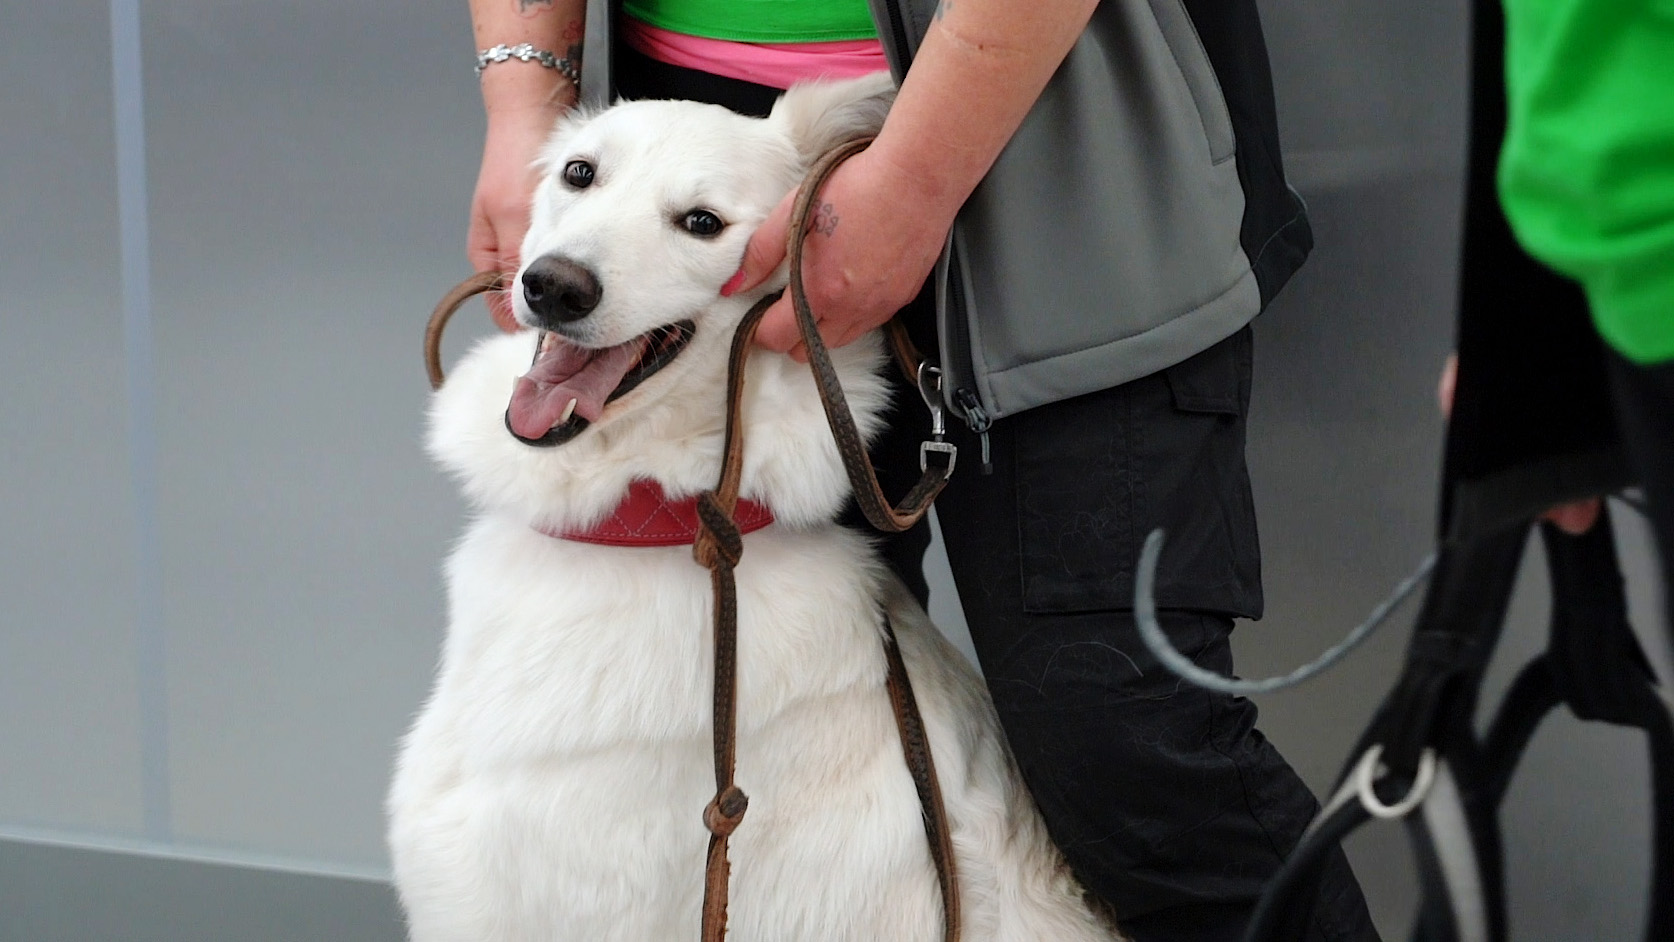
left=726, top=149, right=953, bottom=361
left=1437, top=354, right=1602, bottom=534
left=469, top=64, right=572, bottom=332
left=469, top=108, right=559, bottom=332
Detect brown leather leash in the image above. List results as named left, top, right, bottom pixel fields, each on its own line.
left=692, top=136, right=960, bottom=942
left=422, top=137, right=961, bottom=942
left=423, top=269, right=507, bottom=391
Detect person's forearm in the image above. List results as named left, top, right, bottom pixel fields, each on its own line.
left=870, top=0, right=1099, bottom=219
left=470, top=0, right=588, bottom=116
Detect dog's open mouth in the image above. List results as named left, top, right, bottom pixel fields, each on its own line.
left=505, top=322, right=695, bottom=447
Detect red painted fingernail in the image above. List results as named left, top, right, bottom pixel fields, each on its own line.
left=720, top=268, right=746, bottom=297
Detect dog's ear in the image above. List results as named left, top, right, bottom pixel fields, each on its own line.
left=770, top=73, right=897, bottom=165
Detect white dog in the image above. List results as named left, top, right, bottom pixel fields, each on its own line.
left=389, top=74, right=1125, bottom=942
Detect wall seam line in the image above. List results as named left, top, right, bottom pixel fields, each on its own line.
left=109, top=0, right=171, bottom=842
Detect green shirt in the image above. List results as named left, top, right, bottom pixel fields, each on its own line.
left=1498, top=0, right=1674, bottom=364
left=623, top=0, right=880, bottom=43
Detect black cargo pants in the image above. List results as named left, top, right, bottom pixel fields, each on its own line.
left=868, top=302, right=1379, bottom=942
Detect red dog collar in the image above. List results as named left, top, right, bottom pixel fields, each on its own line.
left=539, top=479, right=775, bottom=547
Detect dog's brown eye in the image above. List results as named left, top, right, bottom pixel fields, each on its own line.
left=562, top=160, right=595, bottom=189
left=681, top=210, right=725, bottom=238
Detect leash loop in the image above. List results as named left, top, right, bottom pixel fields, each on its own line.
left=1352, top=744, right=1438, bottom=820
left=787, top=137, right=954, bottom=533
left=693, top=141, right=962, bottom=942
left=424, top=270, right=508, bottom=390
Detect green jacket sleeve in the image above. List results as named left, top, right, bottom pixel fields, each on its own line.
left=1497, top=0, right=1674, bottom=364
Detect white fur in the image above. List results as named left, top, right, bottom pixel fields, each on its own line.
left=390, top=75, right=1125, bottom=941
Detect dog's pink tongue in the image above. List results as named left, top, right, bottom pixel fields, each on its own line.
left=507, top=335, right=645, bottom=439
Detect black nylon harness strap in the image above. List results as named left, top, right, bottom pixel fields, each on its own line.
left=1239, top=0, right=1668, bottom=932
left=1242, top=510, right=1674, bottom=942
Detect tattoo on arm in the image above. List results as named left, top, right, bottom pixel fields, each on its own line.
left=563, top=20, right=583, bottom=68
left=812, top=203, right=840, bottom=237
left=934, top=0, right=951, bottom=20
left=517, top=0, right=555, bottom=17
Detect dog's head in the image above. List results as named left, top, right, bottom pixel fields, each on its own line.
left=430, top=74, right=899, bottom=531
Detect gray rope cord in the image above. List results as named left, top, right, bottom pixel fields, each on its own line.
left=1134, top=528, right=1439, bottom=696
left=1137, top=487, right=1651, bottom=696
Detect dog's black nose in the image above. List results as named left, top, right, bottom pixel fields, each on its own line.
left=522, top=255, right=602, bottom=325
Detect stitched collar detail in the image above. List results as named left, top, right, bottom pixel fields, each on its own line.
left=537, top=479, right=775, bottom=546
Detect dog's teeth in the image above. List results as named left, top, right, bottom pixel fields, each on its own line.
left=560, top=398, right=578, bottom=423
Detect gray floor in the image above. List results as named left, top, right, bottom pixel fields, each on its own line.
left=0, top=838, right=403, bottom=942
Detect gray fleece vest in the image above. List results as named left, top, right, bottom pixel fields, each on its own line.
left=581, top=0, right=1311, bottom=424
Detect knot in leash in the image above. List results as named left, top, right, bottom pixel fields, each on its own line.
left=693, top=492, right=744, bottom=569
left=703, top=786, right=750, bottom=838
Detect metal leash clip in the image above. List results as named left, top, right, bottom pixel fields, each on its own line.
left=917, top=362, right=958, bottom=475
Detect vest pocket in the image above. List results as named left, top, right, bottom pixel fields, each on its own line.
left=1164, top=324, right=1252, bottom=416
left=1144, top=0, right=1237, bottom=166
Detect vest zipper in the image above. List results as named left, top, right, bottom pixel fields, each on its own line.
left=952, top=388, right=992, bottom=475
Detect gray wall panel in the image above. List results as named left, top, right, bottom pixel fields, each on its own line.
left=0, top=5, right=147, bottom=836
left=137, top=0, right=484, bottom=864
left=1263, top=0, right=1471, bottom=180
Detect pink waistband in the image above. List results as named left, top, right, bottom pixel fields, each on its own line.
left=621, top=16, right=889, bottom=91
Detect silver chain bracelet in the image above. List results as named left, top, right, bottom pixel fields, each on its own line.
left=475, top=43, right=581, bottom=86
